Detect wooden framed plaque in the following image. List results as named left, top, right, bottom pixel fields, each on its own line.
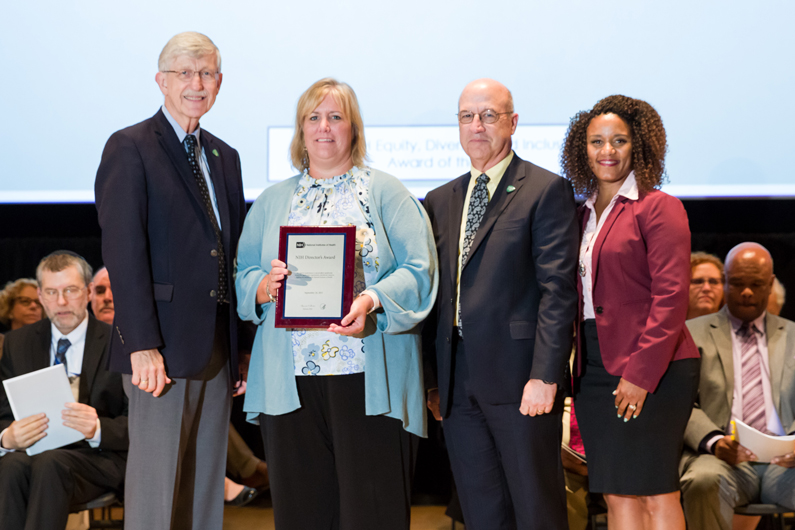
left=274, top=225, right=357, bottom=328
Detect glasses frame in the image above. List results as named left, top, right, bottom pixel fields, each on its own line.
left=14, top=296, right=42, bottom=308
left=456, top=109, right=514, bottom=124
left=40, top=286, right=87, bottom=302
left=161, top=69, right=220, bottom=84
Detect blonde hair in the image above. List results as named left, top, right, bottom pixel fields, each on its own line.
left=158, top=31, right=221, bottom=72
left=690, top=252, right=725, bottom=282
left=289, top=78, right=367, bottom=172
left=0, top=278, right=38, bottom=326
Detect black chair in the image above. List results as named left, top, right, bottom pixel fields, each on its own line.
left=69, top=491, right=124, bottom=529
left=734, top=503, right=792, bottom=530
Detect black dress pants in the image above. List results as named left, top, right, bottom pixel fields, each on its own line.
left=0, top=446, right=125, bottom=530
left=259, top=373, right=418, bottom=530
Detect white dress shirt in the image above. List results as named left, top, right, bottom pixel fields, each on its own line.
left=579, top=172, right=638, bottom=320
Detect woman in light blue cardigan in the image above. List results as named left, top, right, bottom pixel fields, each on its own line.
left=235, top=78, right=438, bottom=529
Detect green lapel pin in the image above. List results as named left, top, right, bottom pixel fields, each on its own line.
left=506, top=185, right=516, bottom=193
left=212, top=149, right=219, bottom=157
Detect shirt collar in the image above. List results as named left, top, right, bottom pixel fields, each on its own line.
left=726, top=308, right=767, bottom=337
left=161, top=105, right=201, bottom=145
left=584, top=170, right=639, bottom=208
left=470, top=151, right=514, bottom=181
left=51, top=314, right=89, bottom=343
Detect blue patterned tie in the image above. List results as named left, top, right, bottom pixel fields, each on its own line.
left=55, top=338, right=71, bottom=374
left=458, top=173, right=490, bottom=337
left=184, top=134, right=228, bottom=302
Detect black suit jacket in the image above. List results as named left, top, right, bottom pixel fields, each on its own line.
left=423, top=154, right=579, bottom=416
left=95, top=109, right=246, bottom=379
left=0, top=317, right=128, bottom=453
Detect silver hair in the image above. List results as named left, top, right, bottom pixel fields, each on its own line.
left=36, top=251, right=93, bottom=287
left=158, top=31, right=221, bottom=72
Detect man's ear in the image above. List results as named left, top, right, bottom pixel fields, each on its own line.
left=155, top=72, right=168, bottom=96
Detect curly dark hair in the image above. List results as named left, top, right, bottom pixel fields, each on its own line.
left=560, top=95, right=668, bottom=197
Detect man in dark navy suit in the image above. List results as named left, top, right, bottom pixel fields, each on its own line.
left=423, top=79, right=578, bottom=529
left=94, top=31, right=245, bottom=530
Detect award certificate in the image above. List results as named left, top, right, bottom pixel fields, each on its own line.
left=275, top=226, right=356, bottom=328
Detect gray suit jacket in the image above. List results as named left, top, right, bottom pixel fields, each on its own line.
left=683, top=306, right=795, bottom=454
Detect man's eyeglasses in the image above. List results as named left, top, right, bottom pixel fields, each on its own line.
left=40, top=286, right=86, bottom=301
left=457, top=109, right=513, bottom=124
left=14, top=296, right=42, bottom=308
left=162, top=69, right=219, bottom=84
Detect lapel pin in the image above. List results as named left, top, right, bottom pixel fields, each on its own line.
left=506, top=185, right=516, bottom=193
left=212, top=149, right=219, bottom=157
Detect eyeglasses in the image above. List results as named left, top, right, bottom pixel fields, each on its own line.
left=690, top=278, right=721, bottom=287
left=40, top=286, right=86, bottom=301
left=457, top=109, right=513, bottom=124
left=14, top=296, right=42, bottom=308
left=161, top=69, right=219, bottom=84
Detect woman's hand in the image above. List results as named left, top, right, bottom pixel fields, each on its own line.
left=613, top=377, right=648, bottom=421
left=327, top=295, right=374, bottom=336
left=256, top=259, right=289, bottom=304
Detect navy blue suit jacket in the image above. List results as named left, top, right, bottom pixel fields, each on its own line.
left=423, top=154, right=579, bottom=417
left=95, top=109, right=246, bottom=379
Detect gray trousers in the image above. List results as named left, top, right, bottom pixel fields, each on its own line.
left=122, top=323, right=231, bottom=530
left=680, top=454, right=795, bottom=530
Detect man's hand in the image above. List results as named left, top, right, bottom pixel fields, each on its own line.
left=714, top=435, right=757, bottom=466
left=520, top=379, right=557, bottom=416
left=1, top=413, right=48, bottom=450
left=62, top=403, right=99, bottom=438
left=771, top=451, right=795, bottom=468
left=130, top=348, right=171, bottom=397
left=328, top=295, right=373, bottom=337
left=256, top=259, right=289, bottom=304
left=613, top=377, right=648, bottom=421
left=427, top=388, right=442, bottom=422
left=561, top=447, right=588, bottom=476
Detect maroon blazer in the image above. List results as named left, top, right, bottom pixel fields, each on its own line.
left=575, top=189, right=699, bottom=393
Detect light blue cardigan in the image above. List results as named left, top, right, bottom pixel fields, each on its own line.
left=235, top=168, right=438, bottom=437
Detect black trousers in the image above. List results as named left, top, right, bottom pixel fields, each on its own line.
left=259, top=373, right=418, bottom=530
left=0, top=446, right=125, bottom=530
left=443, top=334, right=568, bottom=530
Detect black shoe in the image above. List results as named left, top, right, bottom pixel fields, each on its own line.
left=226, top=486, right=260, bottom=507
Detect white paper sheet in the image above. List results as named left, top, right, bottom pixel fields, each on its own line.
left=734, top=418, right=795, bottom=463
left=2, top=364, right=85, bottom=455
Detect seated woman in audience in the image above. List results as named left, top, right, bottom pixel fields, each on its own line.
left=688, top=251, right=725, bottom=319
left=236, top=78, right=437, bottom=529
left=0, top=278, right=43, bottom=354
left=561, top=95, right=700, bottom=530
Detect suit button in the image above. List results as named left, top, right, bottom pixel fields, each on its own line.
left=446, top=337, right=450, bottom=343
left=210, top=290, right=217, bottom=298
left=595, top=306, right=603, bottom=314
left=211, top=249, right=218, bottom=257
left=450, top=298, right=453, bottom=304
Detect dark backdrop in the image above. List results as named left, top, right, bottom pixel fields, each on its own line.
left=1, top=198, right=794, bottom=504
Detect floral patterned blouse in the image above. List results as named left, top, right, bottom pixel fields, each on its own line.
left=288, top=166, right=379, bottom=376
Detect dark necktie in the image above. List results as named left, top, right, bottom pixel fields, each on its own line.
left=55, top=338, right=71, bottom=374
left=184, top=135, right=228, bottom=302
left=738, top=323, right=767, bottom=433
left=458, top=173, right=490, bottom=337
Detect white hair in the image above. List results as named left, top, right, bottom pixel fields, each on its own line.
left=158, top=31, right=221, bottom=72
left=772, top=277, right=786, bottom=307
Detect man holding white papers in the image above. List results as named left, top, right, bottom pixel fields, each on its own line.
left=0, top=251, right=128, bottom=530
left=680, top=242, right=795, bottom=530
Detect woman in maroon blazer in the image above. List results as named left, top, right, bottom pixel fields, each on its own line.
left=561, top=95, right=700, bottom=530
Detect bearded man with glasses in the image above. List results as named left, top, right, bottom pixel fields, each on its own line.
left=95, top=31, right=246, bottom=529
left=0, top=251, right=128, bottom=530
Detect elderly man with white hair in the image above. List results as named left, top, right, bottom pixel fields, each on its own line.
left=95, top=31, right=246, bottom=529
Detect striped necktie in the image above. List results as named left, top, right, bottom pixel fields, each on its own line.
left=55, top=337, right=71, bottom=374
left=738, top=323, right=767, bottom=433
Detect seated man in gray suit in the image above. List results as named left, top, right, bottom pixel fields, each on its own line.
left=680, top=242, right=795, bottom=530
left=0, top=251, right=128, bottom=530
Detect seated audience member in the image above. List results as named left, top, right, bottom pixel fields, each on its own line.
left=680, top=242, right=795, bottom=530
left=562, top=398, right=597, bottom=530
left=688, top=252, right=724, bottom=319
left=768, top=277, right=786, bottom=316
left=88, top=267, right=114, bottom=325
left=0, top=279, right=43, bottom=354
left=0, top=251, right=128, bottom=530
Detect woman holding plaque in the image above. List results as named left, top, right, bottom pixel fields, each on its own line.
left=236, top=78, right=438, bottom=529
left=560, top=95, right=699, bottom=530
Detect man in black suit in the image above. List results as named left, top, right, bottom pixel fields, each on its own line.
left=423, top=79, right=578, bottom=529
left=0, top=251, right=128, bottom=530
left=94, top=31, right=246, bottom=529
